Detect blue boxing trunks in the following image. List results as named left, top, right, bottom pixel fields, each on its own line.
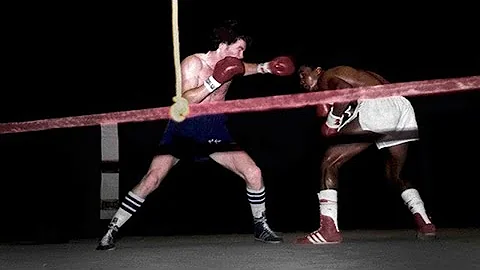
left=159, top=114, right=236, bottom=160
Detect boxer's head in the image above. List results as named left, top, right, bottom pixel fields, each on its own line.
left=211, top=19, right=252, bottom=60
left=299, top=65, right=323, bottom=92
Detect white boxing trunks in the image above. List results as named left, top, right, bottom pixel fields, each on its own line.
left=340, top=96, right=419, bottom=149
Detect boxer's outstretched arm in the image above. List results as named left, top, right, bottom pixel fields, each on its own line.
left=244, top=56, right=295, bottom=76
left=181, top=55, right=211, bottom=104
left=243, top=62, right=261, bottom=76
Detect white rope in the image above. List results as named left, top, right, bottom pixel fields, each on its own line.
left=169, top=0, right=189, bottom=122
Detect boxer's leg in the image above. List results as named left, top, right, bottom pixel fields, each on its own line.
left=297, top=118, right=375, bottom=244
left=385, top=143, right=412, bottom=190
left=210, top=150, right=282, bottom=244
left=386, top=143, right=436, bottom=239
left=323, top=117, right=377, bottom=187
left=97, top=154, right=179, bottom=250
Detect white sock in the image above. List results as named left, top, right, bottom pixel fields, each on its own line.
left=110, top=191, right=145, bottom=228
left=247, top=187, right=266, bottom=219
left=401, top=188, right=432, bottom=224
left=318, top=189, right=339, bottom=231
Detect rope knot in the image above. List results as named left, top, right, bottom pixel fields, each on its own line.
left=169, top=96, right=189, bottom=122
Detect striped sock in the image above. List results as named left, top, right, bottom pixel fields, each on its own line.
left=246, top=187, right=266, bottom=219
left=110, top=191, right=145, bottom=228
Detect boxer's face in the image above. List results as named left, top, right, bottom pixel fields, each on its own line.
left=220, top=39, right=246, bottom=60
left=299, top=66, right=321, bottom=92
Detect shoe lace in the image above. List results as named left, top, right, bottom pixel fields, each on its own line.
left=100, top=225, right=118, bottom=244
left=256, top=220, right=278, bottom=238
left=108, top=224, right=119, bottom=232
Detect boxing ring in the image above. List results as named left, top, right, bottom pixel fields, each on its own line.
left=1, top=1, right=480, bottom=269
left=0, top=54, right=478, bottom=270
left=1, top=230, right=479, bottom=269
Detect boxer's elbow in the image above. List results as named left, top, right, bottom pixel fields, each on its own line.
left=181, top=91, right=196, bottom=103
left=182, top=89, right=203, bottom=104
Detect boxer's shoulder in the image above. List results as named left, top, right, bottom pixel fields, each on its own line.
left=181, top=54, right=207, bottom=75
left=182, top=54, right=206, bottom=66
left=320, top=66, right=357, bottom=81
left=327, top=66, right=357, bottom=74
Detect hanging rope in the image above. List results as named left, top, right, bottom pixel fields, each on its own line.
left=169, top=0, right=189, bottom=122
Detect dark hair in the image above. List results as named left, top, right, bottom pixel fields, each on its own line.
left=210, top=19, right=253, bottom=50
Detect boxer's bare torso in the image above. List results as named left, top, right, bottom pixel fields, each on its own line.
left=183, top=53, right=232, bottom=103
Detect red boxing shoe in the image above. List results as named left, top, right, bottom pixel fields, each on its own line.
left=295, top=215, right=343, bottom=244
left=413, top=213, right=437, bottom=240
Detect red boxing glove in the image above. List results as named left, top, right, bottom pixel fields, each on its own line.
left=257, top=56, right=295, bottom=76
left=316, top=103, right=333, bottom=117
left=204, top=56, right=245, bottom=92
left=321, top=123, right=337, bottom=137
left=321, top=109, right=344, bottom=137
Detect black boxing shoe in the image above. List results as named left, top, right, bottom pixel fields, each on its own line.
left=253, top=216, right=283, bottom=244
left=96, top=224, right=118, bottom=250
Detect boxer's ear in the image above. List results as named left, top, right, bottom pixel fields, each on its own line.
left=314, top=67, right=323, bottom=75
left=218, top=42, right=227, bottom=51
left=298, top=65, right=306, bottom=75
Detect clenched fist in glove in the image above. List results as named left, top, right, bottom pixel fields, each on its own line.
left=204, top=56, right=245, bottom=92
left=321, top=104, right=354, bottom=136
left=257, top=56, right=295, bottom=76
left=321, top=107, right=343, bottom=137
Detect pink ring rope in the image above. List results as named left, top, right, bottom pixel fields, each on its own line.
left=0, top=76, right=479, bottom=134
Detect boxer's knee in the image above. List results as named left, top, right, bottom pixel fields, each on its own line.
left=242, top=165, right=263, bottom=189
left=133, top=169, right=163, bottom=197
left=146, top=169, right=164, bottom=189
left=322, top=154, right=343, bottom=173
left=385, top=157, right=411, bottom=190
left=134, top=156, right=177, bottom=196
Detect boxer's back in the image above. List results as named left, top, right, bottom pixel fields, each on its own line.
left=319, top=66, right=389, bottom=90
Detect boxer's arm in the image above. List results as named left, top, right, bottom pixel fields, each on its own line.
left=321, top=77, right=355, bottom=136
left=243, top=62, right=261, bottom=76
left=181, top=55, right=211, bottom=104
left=331, top=102, right=351, bottom=116
left=242, top=62, right=277, bottom=76
left=243, top=56, right=295, bottom=76
left=329, top=77, right=354, bottom=115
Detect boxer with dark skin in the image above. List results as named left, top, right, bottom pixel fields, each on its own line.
left=296, top=65, right=436, bottom=244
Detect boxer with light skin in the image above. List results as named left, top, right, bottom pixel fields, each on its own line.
left=97, top=19, right=295, bottom=250
left=296, top=65, right=436, bottom=244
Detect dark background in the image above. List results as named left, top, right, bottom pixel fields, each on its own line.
left=0, top=1, right=479, bottom=243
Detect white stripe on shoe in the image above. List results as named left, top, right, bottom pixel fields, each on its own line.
left=307, top=231, right=327, bottom=244
left=305, top=231, right=341, bottom=244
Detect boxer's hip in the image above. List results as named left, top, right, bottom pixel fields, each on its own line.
left=161, top=114, right=233, bottom=146
left=357, top=96, right=417, bottom=133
